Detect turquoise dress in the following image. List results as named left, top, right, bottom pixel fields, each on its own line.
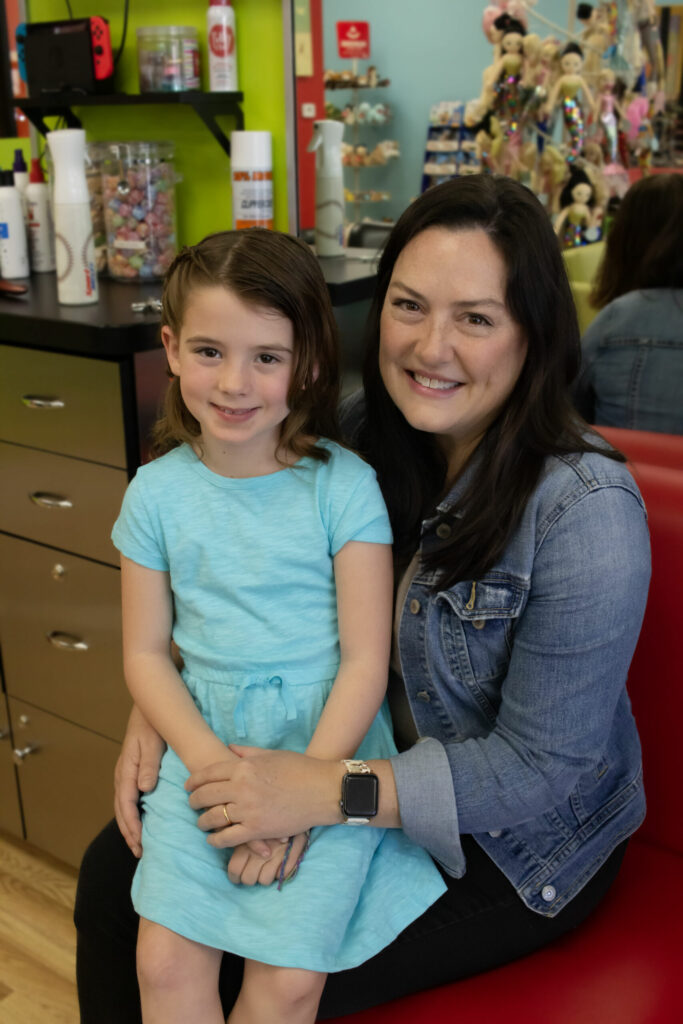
left=111, top=441, right=446, bottom=972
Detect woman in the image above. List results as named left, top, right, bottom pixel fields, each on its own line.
left=75, top=176, right=650, bottom=1022
left=574, top=173, right=683, bottom=434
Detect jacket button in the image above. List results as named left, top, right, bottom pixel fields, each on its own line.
left=488, top=829, right=502, bottom=838
left=436, top=522, right=451, bottom=539
left=472, top=619, right=485, bottom=630
left=416, top=690, right=431, bottom=702
left=541, top=885, right=556, bottom=902
left=409, top=598, right=421, bottom=614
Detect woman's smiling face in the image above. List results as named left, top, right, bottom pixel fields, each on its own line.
left=379, top=226, right=528, bottom=477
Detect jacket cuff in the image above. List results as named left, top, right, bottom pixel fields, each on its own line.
left=390, top=738, right=465, bottom=877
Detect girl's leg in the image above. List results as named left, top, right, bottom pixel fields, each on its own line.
left=228, top=959, right=327, bottom=1024
left=137, top=918, right=223, bottom=1024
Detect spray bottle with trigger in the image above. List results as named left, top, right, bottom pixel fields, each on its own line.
left=307, top=120, right=345, bottom=257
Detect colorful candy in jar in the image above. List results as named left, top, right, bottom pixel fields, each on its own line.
left=102, top=142, right=178, bottom=281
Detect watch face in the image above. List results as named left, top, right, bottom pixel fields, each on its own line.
left=341, top=773, right=378, bottom=817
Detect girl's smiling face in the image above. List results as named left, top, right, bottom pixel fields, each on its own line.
left=162, top=285, right=295, bottom=477
left=379, top=226, right=528, bottom=478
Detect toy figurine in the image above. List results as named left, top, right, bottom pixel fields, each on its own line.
left=544, top=42, right=597, bottom=163
left=487, top=18, right=527, bottom=138
left=596, top=68, right=626, bottom=167
left=554, top=165, right=599, bottom=247
left=576, top=3, right=612, bottom=86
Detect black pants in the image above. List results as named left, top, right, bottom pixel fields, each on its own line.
left=75, top=820, right=626, bottom=1022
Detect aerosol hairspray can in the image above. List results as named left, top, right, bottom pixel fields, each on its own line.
left=230, top=131, right=273, bottom=229
left=47, top=129, right=98, bottom=304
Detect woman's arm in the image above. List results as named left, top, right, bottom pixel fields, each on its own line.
left=306, top=540, right=393, bottom=760
left=121, top=555, right=236, bottom=773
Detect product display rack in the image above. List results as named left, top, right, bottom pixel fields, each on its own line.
left=15, top=91, right=244, bottom=159
left=325, top=72, right=396, bottom=224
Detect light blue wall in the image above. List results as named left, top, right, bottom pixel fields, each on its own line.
left=323, top=0, right=573, bottom=221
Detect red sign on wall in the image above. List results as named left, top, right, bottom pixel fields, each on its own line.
left=336, top=21, right=370, bottom=60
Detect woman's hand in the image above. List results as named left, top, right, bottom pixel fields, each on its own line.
left=227, top=832, right=310, bottom=887
left=114, top=705, right=166, bottom=857
left=186, top=746, right=341, bottom=847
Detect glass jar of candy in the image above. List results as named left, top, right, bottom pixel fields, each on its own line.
left=86, top=142, right=107, bottom=273
left=102, top=141, right=178, bottom=281
left=137, top=26, right=200, bottom=92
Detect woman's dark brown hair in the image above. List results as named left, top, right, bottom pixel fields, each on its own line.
left=152, top=228, right=341, bottom=462
left=356, top=174, right=623, bottom=589
left=590, top=173, right=683, bottom=308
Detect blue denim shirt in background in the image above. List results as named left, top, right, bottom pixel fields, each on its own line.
left=574, top=288, right=683, bottom=435
left=341, top=394, right=651, bottom=917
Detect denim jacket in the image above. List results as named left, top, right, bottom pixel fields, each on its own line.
left=574, top=288, right=683, bottom=435
left=341, top=395, right=651, bottom=916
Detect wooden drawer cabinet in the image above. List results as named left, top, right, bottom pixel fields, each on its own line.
left=0, top=441, right=127, bottom=565
left=0, top=293, right=165, bottom=867
left=0, top=345, right=127, bottom=467
left=0, top=691, right=24, bottom=838
left=10, top=697, right=120, bottom=868
left=0, top=534, right=130, bottom=742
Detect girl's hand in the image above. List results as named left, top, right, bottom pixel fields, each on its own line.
left=114, top=706, right=166, bottom=857
left=227, top=833, right=310, bottom=887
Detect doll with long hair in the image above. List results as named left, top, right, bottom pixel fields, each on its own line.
left=545, top=42, right=597, bottom=162
left=554, top=165, right=598, bottom=247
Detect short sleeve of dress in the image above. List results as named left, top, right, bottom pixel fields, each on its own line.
left=322, top=445, right=392, bottom=557
left=111, top=469, right=169, bottom=571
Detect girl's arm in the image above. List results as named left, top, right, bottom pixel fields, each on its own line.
left=121, top=555, right=236, bottom=773
left=305, top=540, right=394, bottom=761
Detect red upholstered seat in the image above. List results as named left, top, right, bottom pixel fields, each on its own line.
left=325, top=438, right=683, bottom=1023
left=594, top=424, right=683, bottom=472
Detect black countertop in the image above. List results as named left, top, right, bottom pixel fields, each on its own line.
left=0, top=250, right=379, bottom=359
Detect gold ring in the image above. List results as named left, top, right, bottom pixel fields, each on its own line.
left=222, top=804, right=232, bottom=826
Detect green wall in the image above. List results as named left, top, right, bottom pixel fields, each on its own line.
left=13, top=0, right=289, bottom=242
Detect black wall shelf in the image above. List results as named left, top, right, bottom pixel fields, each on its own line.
left=15, top=92, right=244, bottom=158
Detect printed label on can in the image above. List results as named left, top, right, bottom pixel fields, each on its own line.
left=232, top=169, right=274, bottom=229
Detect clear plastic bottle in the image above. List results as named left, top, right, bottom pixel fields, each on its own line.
left=207, top=0, right=238, bottom=92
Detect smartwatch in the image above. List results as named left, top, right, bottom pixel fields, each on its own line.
left=340, top=759, right=379, bottom=825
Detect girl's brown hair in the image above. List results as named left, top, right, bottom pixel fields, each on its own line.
left=152, top=228, right=342, bottom=462
left=590, top=173, right=683, bottom=308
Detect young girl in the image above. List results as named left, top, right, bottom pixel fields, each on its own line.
left=111, top=229, right=446, bottom=1024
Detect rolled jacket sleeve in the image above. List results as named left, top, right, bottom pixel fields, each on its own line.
left=390, top=738, right=465, bottom=877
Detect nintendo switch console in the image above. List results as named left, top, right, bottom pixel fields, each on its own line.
left=18, top=17, right=114, bottom=95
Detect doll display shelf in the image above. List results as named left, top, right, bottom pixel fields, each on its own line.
left=15, top=91, right=244, bottom=159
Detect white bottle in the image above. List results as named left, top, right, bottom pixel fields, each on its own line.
left=47, top=129, right=98, bottom=305
left=307, top=121, right=345, bottom=257
left=230, top=131, right=273, bottom=229
left=25, top=159, right=56, bottom=273
left=208, top=0, right=238, bottom=91
left=0, top=171, right=30, bottom=279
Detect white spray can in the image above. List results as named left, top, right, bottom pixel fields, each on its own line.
left=208, top=0, right=238, bottom=91
left=230, top=131, right=273, bottom=229
left=25, top=158, right=56, bottom=273
left=47, top=129, right=98, bottom=305
left=0, top=171, right=30, bottom=278
left=307, top=120, right=345, bottom=257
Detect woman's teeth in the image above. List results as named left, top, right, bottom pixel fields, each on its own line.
left=412, top=372, right=459, bottom=390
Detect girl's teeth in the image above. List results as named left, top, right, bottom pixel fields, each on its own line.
left=413, top=373, right=457, bottom=390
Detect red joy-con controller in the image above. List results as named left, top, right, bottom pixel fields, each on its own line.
left=89, top=16, right=114, bottom=80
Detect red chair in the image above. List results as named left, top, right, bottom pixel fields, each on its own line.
left=326, top=461, right=683, bottom=1024
left=593, top=425, right=683, bottom=472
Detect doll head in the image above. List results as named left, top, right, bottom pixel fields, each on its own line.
left=598, top=68, right=616, bottom=92
left=559, top=166, right=594, bottom=209
left=523, top=33, right=542, bottom=62
left=560, top=42, right=584, bottom=75
left=501, top=19, right=526, bottom=54
left=483, top=7, right=508, bottom=44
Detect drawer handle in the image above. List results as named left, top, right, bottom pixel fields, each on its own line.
left=47, top=631, right=89, bottom=652
left=30, top=492, right=74, bottom=509
left=13, top=744, right=38, bottom=764
left=21, top=395, right=65, bottom=409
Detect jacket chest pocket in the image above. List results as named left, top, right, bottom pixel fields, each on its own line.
left=437, top=577, right=527, bottom=720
